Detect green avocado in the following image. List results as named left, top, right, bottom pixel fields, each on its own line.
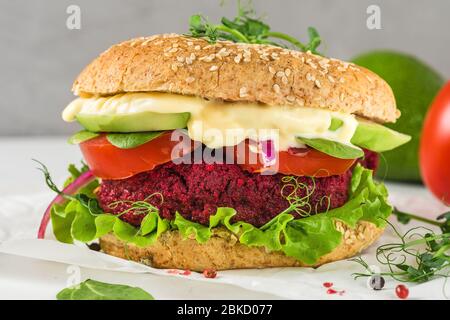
left=352, top=51, right=444, bottom=182
left=351, top=120, right=411, bottom=152
left=76, top=111, right=190, bottom=132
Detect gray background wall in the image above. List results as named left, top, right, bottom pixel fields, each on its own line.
left=0, top=0, right=449, bottom=136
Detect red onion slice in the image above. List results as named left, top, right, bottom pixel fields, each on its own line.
left=37, top=171, right=96, bottom=239
left=259, top=139, right=277, bottom=167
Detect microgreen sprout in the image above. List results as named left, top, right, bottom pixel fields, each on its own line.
left=351, top=219, right=450, bottom=284
left=281, top=176, right=317, bottom=217
left=188, top=0, right=322, bottom=54
left=108, top=193, right=164, bottom=217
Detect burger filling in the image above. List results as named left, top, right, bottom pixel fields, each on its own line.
left=40, top=92, right=410, bottom=265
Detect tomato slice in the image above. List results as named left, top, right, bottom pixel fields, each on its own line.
left=81, top=133, right=355, bottom=180
left=80, top=131, right=194, bottom=179
left=237, top=140, right=355, bottom=177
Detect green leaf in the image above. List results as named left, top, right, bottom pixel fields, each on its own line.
left=240, top=214, right=293, bottom=251
left=174, top=212, right=211, bottom=243
left=140, top=213, right=157, bottom=236
left=56, top=279, right=154, bottom=300
left=51, top=205, right=75, bottom=244
left=282, top=215, right=342, bottom=264
left=94, top=214, right=117, bottom=238
left=106, top=132, right=163, bottom=149
left=63, top=162, right=93, bottom=188
left=297, top=137, right=364, bottom=159
left=305, top=27, right=321, bottom=53
left=68, top=130, right=99, bottom=145
left=71, top=203, right=97, bottom=242
left=329, top=118, right=344, bottom=131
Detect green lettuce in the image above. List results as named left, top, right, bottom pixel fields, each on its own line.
left=50, top=164, right=391, bottom=265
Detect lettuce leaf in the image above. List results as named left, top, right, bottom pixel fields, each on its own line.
left=50, top=164, right=392, bottom=265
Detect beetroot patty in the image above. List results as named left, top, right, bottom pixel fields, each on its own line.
left=97, top=150, right=378, bottom=227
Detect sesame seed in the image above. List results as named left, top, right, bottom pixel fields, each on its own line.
left=169, top=47, right=178, bottom=53
left=282, top=76, right=288, bottom=85
left=340, top=93, right=345, bottom=101
left=276, top=71, right=285, bottom=78
left=328, top=75, right=335, bottom=83
left=239, top=87, right=248, bottom=97
left=243, top=50, right=251, bottom=61
left=284, top=68, right=291, bottom=77
left=209, top=65, right=219, bottom=71
left=172, top=43, right=179, bottom=48
left=171, top=64, right=178, bottom=72
left=286, top=95, right=296, bottom=102
left=199, top=54, right=215, bottom=62
left=176, top=56, right=185, bottom=63
left=315, top=79, right=321, bottom=88
left=344, top=230, right=351, bottom=240
left=306, top=59, right=317, bottom=69
left=306, top=73, right=315, bottom=82
left=187, top=41, right=193, bottom=46
left=185, top=77, right=195, bottom=83
left=273, top=84, right=281, bottom=93
left=268, top=66, right=276, bottom=74
left=194, top=45, right=201, bottom=51
left=217, top=48, right=229, bottom=57
left=234, top=54, right=242, bottom=63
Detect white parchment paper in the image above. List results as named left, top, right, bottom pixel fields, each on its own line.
left=0, top=184, right=448, bottom=300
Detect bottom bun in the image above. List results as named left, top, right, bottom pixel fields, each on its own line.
left=99, top=221, right=384, bottom=271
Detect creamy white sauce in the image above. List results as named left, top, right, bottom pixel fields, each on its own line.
left=62, top=92, right=359, bottom=150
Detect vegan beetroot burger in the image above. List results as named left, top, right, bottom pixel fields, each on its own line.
left=38, top=33, right=410, bottom=271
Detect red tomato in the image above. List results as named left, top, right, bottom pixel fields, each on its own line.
left=420, top=81, right=450, bottom=205
left=237, top=140, right=355, bottom=177
left=80, top=131, right=193, bottom=179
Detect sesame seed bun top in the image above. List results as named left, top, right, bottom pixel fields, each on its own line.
left=72, top=33, right=400, bottom=123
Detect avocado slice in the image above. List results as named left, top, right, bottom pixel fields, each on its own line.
left=351, top=120, right=411, bottom=152
left=76, top=111, right=190, bottom=132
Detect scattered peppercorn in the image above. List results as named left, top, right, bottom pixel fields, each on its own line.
left=87, top=242, right=101, bottom=251
left=395, top=284, right=409, bottom=299
left=369, top=275, right=385, bottom=290
left=203, top=269, right=218, bottom=278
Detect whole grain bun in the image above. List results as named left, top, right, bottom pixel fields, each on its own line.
left=73, top=34, right=399, bottom=123
left=99, top=221, right=383, bottom=271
